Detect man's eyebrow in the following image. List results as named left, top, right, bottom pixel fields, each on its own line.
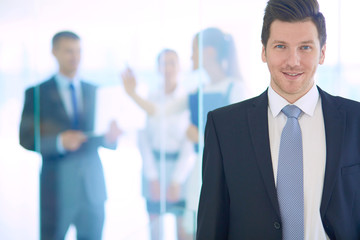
left=299, top=40, right=315, bottom=44
left=271, top=40, right=287, bottom=45
left=270, top=40, right=316, bottom=45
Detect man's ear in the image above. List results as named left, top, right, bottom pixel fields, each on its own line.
left=319, top=44, right=326, bottom=65
left=261, top=44, right=267, bottom=63
left=52, top=47, right=57, bottom=57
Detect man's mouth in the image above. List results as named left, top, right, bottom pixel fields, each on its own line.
left=283, top=72, right=303, bottom=77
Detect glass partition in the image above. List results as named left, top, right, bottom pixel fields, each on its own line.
left=0, top=0, right=359, bottom=239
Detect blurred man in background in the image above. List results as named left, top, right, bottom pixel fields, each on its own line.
left=20, top=31, right=121, bottom=240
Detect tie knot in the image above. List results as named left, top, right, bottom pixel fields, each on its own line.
left=69, top=83, right=75, bottom=90
left=282, top=105, right=302, bottom=119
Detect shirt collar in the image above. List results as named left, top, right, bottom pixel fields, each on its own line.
left=55, top=73, right=81, bottom=89
left=268, top=83, right=319, bottom=118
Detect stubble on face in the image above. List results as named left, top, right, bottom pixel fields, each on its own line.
left=262, top=20, right=326, bottom=103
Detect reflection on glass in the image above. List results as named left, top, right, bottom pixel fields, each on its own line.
left=19, top=31, right=121, bottom=240
left=184, top=28, right=248, bottom=231
left=187, top=27, right=245, bottom=148
left=122, top=49, right=196, bottom=240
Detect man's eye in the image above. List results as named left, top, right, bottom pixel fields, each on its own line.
left=301, top=46, right=311, bottom=50
left=275, top=45, right=285, bottom=49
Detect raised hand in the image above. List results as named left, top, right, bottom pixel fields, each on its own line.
left=121, top=68, right=137, bottom=96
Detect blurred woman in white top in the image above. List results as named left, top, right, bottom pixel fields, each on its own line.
left=122, top=49, right=195, bottom=240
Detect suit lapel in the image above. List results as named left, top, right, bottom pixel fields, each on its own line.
left=318, top=87, right=346, bottom=217
left=45, top=77, right=71, bottom=127
left=80, top=81, right=96, bottom=132
left=248, top=90, right=281, bottom=217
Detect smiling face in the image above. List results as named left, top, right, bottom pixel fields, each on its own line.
left=262, top=19, right=326, bottom=103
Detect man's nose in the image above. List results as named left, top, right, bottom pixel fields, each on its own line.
left=286, top=49, right=300, bottom=67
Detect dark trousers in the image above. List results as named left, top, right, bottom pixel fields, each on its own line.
left=41, top=200, right=105, bottom=240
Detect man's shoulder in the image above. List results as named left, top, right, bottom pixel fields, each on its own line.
left=333, top=95, right=360, bottom=107
left=79, top=80, right=97, bottom=93
left=25, top=76, right=57, bottom=93
left=80, top=80, right=97, bottom=88
left=40, top=77, right=97, bottom=94
left=334, top=96, right=360, bottom=118
left=36, top=76, right=96, bottom=88
left=319, top=87, right=360, bottom=114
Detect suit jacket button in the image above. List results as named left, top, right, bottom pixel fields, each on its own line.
left=274, top=222, right=281, bottom=229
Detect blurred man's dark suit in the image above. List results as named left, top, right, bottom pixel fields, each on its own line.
left=20, top=76, right=113, bottom=240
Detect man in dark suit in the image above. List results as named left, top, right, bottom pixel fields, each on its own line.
left=19, top=31, right=121, bottom=240
left=196, top=0, right=360, bottom=239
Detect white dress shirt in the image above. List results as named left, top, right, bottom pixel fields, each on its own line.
left=140, top=86, right=195, bottom=184
left=268, top=84, right=329, bottom=240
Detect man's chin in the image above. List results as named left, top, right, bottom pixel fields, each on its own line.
left=67, top=67, right=79, bottom=73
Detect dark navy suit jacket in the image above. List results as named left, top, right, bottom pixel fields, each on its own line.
left=19, top=77, right=112, bottom=236
left=196, top=87, right=360, bottom=240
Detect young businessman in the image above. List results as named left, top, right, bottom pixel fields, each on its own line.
left=196, top=0, right=360, bottom=239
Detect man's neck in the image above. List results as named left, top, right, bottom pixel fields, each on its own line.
left=270, top=81, right=314, bottom=104
left=59, top=69, right=77, bottom=80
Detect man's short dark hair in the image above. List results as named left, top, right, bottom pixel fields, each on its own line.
left=261, top=0, right=326, bottom=48
left=52, top=31, right=80, bottom=48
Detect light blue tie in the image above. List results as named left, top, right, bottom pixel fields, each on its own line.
left=69, top=83, right=79, bottom=129
left=277, top=105, right=304, bottom=240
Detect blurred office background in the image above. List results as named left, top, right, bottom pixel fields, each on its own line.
left=0, top=0, right=359, bottom=239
